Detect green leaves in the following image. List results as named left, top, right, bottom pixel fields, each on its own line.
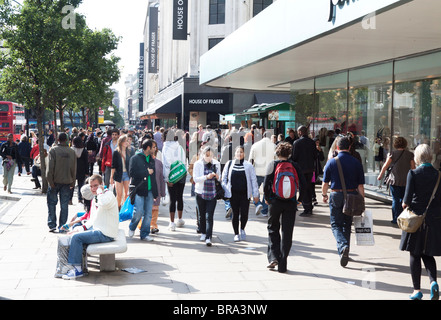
left=0, top=0, right=120, bottom=128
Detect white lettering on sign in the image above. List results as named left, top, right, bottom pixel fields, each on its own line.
left=188, top=99, right=224, bottom=105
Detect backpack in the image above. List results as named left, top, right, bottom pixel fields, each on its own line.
left=272, top=161, right=299, bottom=200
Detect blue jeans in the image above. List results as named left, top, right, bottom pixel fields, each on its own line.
left=47, top=183, right=71, bottom=230
left=67, top=228, right=113, bottom=265
left=129, top=192, right=153, bottom=239
left=390, top=185, right=405, bottom=223
left=329, top=192, right=353, bottom=256
left=253, top=176, right=268, bottom=215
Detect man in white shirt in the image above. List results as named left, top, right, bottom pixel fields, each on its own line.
left=248, top=132, right=276, bottom=216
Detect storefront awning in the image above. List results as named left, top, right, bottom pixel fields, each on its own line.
left=143, top=95, right=181, bottom=116
left=200, top=0, right=441, bottom=92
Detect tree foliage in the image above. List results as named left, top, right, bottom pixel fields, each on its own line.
left=0, top=0, right=121, bottom=192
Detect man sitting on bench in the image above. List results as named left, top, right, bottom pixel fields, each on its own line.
left=61, top=174, right=119, bottom=280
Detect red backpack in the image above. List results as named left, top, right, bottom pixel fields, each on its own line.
left=272, top=161, right=299, bottom=200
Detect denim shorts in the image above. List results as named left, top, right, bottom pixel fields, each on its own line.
left=122, top=171, right=130, bottom=182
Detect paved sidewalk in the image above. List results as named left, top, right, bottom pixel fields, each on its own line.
left=0, top=170, right=436, bottom=301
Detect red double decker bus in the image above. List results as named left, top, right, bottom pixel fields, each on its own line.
left=0, top=101, right=26, bottom=143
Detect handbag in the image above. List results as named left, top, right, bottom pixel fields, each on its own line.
left=335, top=157, right=365, bottom=216
left=384, top=150, right=405, bottom=186
left=397, top=172, right=441, bottom=233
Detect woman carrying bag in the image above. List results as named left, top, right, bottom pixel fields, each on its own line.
left=377, top=137, right=415, bottom=224
left=193, top=146, right=221, bottom=247
left=222, top=146, right=259, bottom=242
left=400, top=144, right=441, bottom=300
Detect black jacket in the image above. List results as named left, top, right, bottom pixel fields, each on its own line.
left=0, top=141, right=21, bottom=163
left=111, top=149, right=134, bottom=183
left=129, top=152, right=158, bottom=199
left=291, top=135, right=317, bottom=173
left=400, top=165, right=441, bottom=256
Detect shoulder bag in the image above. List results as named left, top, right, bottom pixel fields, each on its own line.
left=384, top=150, right=405, bottom=186
left=214, top=164, right=225, bottom=200
left=397, top=171, right=441, bottom=233
left=335, top=157, right=365, bottom=216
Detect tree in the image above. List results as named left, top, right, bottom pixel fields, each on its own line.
left=0, top=0, right=120, bottom=193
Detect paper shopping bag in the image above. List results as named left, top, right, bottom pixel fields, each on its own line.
left=354, top=210, right=375, bottom=246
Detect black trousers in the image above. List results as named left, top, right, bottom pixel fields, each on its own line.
left=301, top=172, right=314, bottom=212
left=410, top=252, right=437, bottom=290
left=267, top=199, right=296, bottom=272
left=230, top=191, right=249, bottom=235
left=167, top=181, right=185, bottom=213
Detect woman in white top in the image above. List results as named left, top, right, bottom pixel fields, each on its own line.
left=162, top=129, right=187, bottom=231
left=193, top=146, right=221, bottom=246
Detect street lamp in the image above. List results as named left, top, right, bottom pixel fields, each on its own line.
left=108, top=105, right=114, bottom=117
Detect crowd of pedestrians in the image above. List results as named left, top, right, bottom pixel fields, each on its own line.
left=2, top=122, right=441, bottom=299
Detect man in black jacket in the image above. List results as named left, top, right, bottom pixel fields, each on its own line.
left=291, top=125, right=317, bottom=216
left=128, top=139, right=158, bottom=241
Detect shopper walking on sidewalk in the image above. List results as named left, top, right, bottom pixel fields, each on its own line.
left=377, top=136, right=415, bottom=224
left=150, top=140, right=166, bottom=234
left=322, top=136, right=365, bottom=267
left=46, top=133, right=76, bottom=233
left=291, top=125, right=317, bottom=216
left=248, top=131, right=275, bottom=217
left=223, top=146, right=260, bottom=242
left=263, top=142, right=306, bottom=273
left=193, top=146, right=221, bottom=246
left=162, top=129, right=187, bottom=231
left=400, top=144, right=441, bottom=300
left=0, top=133, right=20, bottom=194
left=128, top=139, right=158, bottom=241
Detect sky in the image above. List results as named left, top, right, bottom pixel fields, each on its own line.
left=76, top=0, right=148, bottom=108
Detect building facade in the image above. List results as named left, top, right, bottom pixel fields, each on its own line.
left=200, top=0, right=441, bottom=201
left=140, top=0, right=286, bottom=132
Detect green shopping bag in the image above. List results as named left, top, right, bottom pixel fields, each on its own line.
left=169, top=160, right=187, bottom=184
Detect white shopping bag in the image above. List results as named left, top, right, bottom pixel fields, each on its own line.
left=353, top=210, right=375, bottom=246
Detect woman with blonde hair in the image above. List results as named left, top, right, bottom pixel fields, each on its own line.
left=110, top=134, right=133, bottom=209
left=400, top=144, right=441, bottom=300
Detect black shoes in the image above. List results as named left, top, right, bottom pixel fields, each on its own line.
left=340, top=247, right=349, bottom=267
left=299, top=210, right=313, bottom=217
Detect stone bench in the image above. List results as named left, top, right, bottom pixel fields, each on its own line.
left=86, top=229, right=127, bottom=271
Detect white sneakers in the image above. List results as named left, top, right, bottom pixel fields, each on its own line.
left=176, top=219, right=185, bottom=227
left=255, top=204, right=263, bottom=215
left=234, top=229, right=247, bottom=242
left=200, top=234, right=212, bottom=246
left=169, top=219, right=185, bottom=231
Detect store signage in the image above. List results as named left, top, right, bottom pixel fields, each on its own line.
left=184, top=93, right=231, bottom=112
left=148, top=6, right=158, bottom=74
left=173, top=0, right=188, bottom=40
left=328, top=0, right=359, bottom=22
left=139, top=43, right=144, bottom=112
